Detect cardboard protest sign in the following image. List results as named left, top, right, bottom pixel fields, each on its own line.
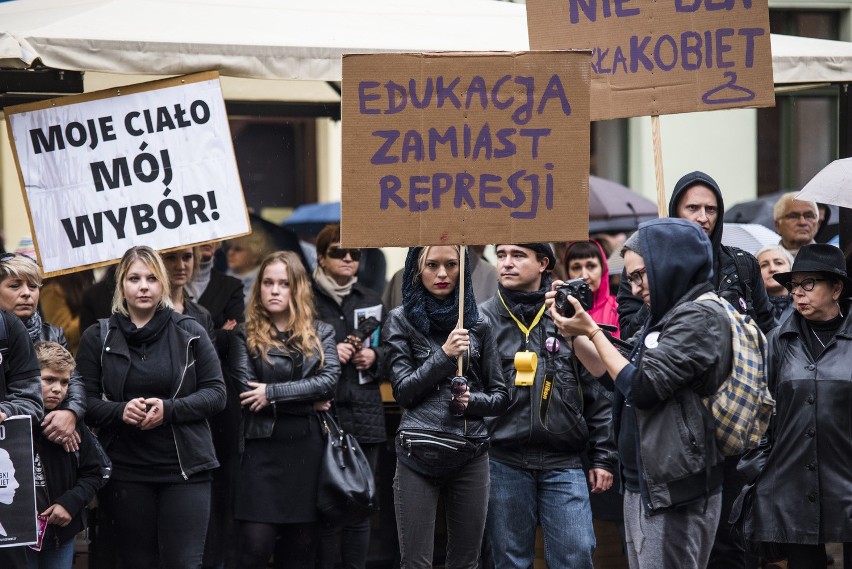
left=341, top=51, right=591, bottom=247
left=4, top=71, right=250, bottom=276
left=526, top=0, right=774, bottom=120
left=0, top=416, right=36, bottom=548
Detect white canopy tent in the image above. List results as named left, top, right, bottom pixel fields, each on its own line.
left=1, top=0, right=851, bottom=86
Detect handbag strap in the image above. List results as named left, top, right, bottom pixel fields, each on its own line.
left=320, top=411, right=344, bottom=438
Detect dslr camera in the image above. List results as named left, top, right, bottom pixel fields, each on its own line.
left=553, top=278, right=594, bottom=317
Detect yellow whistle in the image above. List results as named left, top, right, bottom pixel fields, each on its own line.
left=514, top=351, right=537, bottom=386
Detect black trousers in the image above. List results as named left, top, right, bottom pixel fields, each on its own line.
left=101, top=479, right=211, bottom=569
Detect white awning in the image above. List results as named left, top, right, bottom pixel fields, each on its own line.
left=1, top=0, right=851, bottom=86
left=0, top=0, right=530, bottom=80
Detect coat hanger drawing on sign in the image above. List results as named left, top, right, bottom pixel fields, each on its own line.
left=702, top=71, right=756, bottom=105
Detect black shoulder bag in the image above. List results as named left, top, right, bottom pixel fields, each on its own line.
left=316, top=412, right=378, bottom=526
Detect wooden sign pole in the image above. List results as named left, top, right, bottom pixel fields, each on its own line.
left=651, top=115, right=666, bottom=218
left=457, top=245, right=466, bottom=376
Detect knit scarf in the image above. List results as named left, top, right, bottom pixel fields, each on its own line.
left=115, top=306, right=173, bottom=345
left=24, top=310, right=43, bottom=342
left=187, top=257, right=213, bottom=300
left=313, top=267, right=356, bottom=306
left=402, top=247, right=479, bottom=336
left=497, top=272, right=553, bottom=325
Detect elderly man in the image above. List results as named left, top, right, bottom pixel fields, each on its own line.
left=774, top=192, right=819, bottom=257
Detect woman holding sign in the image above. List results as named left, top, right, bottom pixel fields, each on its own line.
left=76, top=246, right=226, bottom=569
left=383, top=246, right=508, bottom=569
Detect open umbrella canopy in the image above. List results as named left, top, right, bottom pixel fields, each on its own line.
left=588, top=176, right=658, bottom=233
left=796, top=158, right=852, bottom=209
left=721, top=223, right=780, bottom=255
left=282, top=202, right=341, bottom=236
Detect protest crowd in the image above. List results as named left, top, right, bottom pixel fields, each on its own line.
left=1, top=172, right=852, bottom=569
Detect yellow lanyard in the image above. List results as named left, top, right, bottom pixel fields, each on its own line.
left=498, top=291, right=547, bottom=346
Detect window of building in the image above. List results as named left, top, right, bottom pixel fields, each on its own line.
left=757, top=9, right=841, bottom=195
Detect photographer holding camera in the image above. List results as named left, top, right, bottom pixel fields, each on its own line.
left=479, top=243, right=616, bottom=569
left=617, top=171, right=774, bottom=569
left=554, top=219, right=732, bottom=569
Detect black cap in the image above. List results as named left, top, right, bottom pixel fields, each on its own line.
left=495, top=243, right=556, bottom=271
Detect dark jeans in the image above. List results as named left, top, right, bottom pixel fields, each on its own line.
left=316, top=442, right=381, bottom=569
left=237, top=520, right=320, bottom=569
left=101, top=479, right=211, bottom=569
left=393, top=452, right=489, bottom=569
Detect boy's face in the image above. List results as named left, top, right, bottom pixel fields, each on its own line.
left=40, top=368, right=71, bottom=411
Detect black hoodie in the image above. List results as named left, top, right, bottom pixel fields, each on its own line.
left=617, top=171, right=776, bottom=337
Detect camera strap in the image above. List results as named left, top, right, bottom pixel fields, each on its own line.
left=498, top=291, right=547, bottom=386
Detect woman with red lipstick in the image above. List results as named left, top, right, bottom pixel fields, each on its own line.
left=745, top=244, right=852, bottom=568
left=76, top=245, right=226, bottom=569
left=383, top=246, right=509, bottom=569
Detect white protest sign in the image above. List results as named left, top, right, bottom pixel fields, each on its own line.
left=5, top=71, right=250, bottom=276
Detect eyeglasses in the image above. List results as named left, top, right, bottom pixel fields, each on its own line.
left=0, top=252, right=38, bottom=266
left=449, top=376, right=468, bottom=417
left=624, top=268, right=647, bottom=287
left=326, top=247, right=362, bottom=261
left=782, top=211, right=818, bottom=222
left=785, top=277, right=827, bottom=292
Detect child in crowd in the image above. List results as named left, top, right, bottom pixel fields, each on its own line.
left=27, top=342, right=109, bottom=569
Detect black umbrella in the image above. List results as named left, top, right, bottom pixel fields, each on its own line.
left=588, top=175, right=658, bottom=233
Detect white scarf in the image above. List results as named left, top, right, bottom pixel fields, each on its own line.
left=313, top=267, right=356, bottom=305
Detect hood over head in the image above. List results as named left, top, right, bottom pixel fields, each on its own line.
left=637, top=218, right=714, bottom=323
left=668, top=171, right=725, bottom=252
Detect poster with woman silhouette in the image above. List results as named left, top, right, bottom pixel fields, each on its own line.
left=0, top=416, right=36, bottom=548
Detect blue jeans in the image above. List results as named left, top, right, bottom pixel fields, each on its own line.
left=486, top=460, right=595, bottom=569
left=25, top=538, right=75, bottom=569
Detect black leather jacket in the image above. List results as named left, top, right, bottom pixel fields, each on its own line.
left=383, top=307, right=509, bottom=440
left=38, top=321, right=86, bottom=419
left=77, top=312, right=226, bottom=479
left=479, top=296, right=616, bottom=472
left=228, top=321, right=339, bottom=446
left=749, top=303, right=852, bottom=544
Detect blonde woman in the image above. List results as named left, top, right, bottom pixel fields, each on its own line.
left=0, top=253, right=84, bottom=451
left=383, top=246, right=508, bottom=569
left=76, top=246, right=226, bottom=569
left=229, top=251, right=340, bottom=569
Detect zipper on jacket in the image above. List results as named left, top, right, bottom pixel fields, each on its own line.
left=679, top=399, right=699, bottom=450
left=170, top=334, right=199, bottom=480
left=173, top=335, right=200, bottom=398
left=171, top=425, right=188, bottom=480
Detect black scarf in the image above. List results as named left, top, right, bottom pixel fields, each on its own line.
left=401, top=247, right=479, bottom=336
left=115, top=307, right=173, bottom=345
left=498, top=272, right=553, bottom=326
